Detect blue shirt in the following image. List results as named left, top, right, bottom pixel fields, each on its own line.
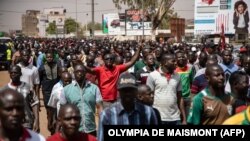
left=97, top=102, right=158, bottom=141
left=60, top=81, right=102, bottom=133
left=219, top=63, right=239, bottom=82
left=36, top=53, right=45, bottom=69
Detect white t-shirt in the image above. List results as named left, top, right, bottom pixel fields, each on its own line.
left=17, top=63, right=40, bottom=89
left=47, top=81, right=64, bottom=115
left=238, top=14, right=246, bottom=28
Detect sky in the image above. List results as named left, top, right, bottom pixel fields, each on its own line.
left=0, top=0, right=194, bottom=32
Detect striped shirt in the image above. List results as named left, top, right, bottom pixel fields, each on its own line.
left=97, top=102, right=158, bottom=141
left=191, top=68, right=207, bottom=94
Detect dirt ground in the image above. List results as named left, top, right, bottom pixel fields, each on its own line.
left=0, top=71, right=50, bottom=138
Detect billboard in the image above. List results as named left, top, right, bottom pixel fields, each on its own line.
left=102, top=14, right=108, bottom=33
left=102, top=13, right=125, bottom=35
left=194, top=0, right=250, bottom=35
left=125, top=9, right=152, bottom=35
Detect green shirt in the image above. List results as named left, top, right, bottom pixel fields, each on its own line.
left=134, top=60, right=146, bottom=74
left=187, top=88, right=233, bottom=125
left=61, top=81, right=102, bottom=132
left=134, top=60, right=159, bottom=74
left=175, top=64, right=193, bottom=98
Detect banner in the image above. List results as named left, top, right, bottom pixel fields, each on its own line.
left=103, top=14, right=109, bottom=33
left=125, top=9, right=152, bottom=35
left=194, top=0, right=250, bottom=35
left=102, top=13, right=124, bottom=35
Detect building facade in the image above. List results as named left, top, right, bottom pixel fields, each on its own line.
left=38, top=7, right=66, bottom=37
left=22, top=10, right=40, bottom=37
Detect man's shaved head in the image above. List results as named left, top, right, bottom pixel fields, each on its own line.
left=9, top=65, right=21, bottom=73
left=0, top=89, right=24, bottom=108
left=205, top=64, right=224, bottom=88
left=138, top=85, right=151, bottom=95
left=61, top=72, right=72, bottom=79
left=59, top=66, right=68, bottom=73
left=0, top=89, right=25, bottom=130
left=137, top=84, right=154, bottom=106
left=205, top=64, right=223, bottom=76
left=58, top=104, right=80, bottom=118
left=58, top=104, right=81, bottom=137
left=206, top=59, right=218, bottom=67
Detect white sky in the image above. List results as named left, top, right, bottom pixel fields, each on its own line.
left=0, top=0, right=194, bottom=32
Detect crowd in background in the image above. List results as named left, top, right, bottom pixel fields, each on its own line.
left=0, top=37, right=250, bottom=141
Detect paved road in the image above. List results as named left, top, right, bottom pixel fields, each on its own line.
left=0, top=71, right=50, bottom=138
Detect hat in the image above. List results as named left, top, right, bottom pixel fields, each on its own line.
left=191, top=47, right=197, bottom=52
left=117, top=73, right=137, bottom=90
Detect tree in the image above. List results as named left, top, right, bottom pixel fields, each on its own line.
left=46, top=21, right=56, bottom=34
left=64, top=18, right=79, bottom=34
left=83, top=22, right=102, bottom=30
left=112, top=0, right=176, bottom=32
left=158, top=10, right=179, bottom=29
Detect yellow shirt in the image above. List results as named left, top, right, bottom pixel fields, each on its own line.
left=223, top=106, right=250, bottom=125
left=6, top=49, right=11, bottom=60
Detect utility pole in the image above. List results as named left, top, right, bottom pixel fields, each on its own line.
left=85, top=13, right=88, bottom=35
left=91, top=0, right=95, bottom=37
left=86, top=0, right=98, bottom=37
left=141, top=1, right=145, bottom=40
left=76, top=0, right=78, bottom=38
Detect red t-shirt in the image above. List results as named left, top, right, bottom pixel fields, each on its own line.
left=47, top=132, right=96, bottom=141
left=85, top=73, right=97, bottom=85
left=93, top=64, right=127, bottom=101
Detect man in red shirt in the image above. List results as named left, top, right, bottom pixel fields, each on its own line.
left=47, top=104, right=96, bottom=141
left=86, top=44, right=142, bottom=108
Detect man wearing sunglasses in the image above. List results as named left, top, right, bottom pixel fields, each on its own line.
left=86, top=44, right=142, bottom=108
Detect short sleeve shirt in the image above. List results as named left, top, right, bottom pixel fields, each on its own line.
left=188, top=88, right=233, bottom=125
left=60, top=81, right=102, bottom=133
left=17, top=63, right=40, bottom=89
left=146, top=68, right=182, bottom=121
left=93, top=64, right=127, bottom=101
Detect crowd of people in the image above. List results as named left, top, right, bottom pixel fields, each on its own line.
left=0, top=37, right=250, bottom=141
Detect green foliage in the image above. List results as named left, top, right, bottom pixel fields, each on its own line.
left=65, top=18, right=79, bottom=34
left=83, top=22, right=102, bottom=30
left=46, top=21, right=56, bottom=34
left=112, top=0, right=157, bottom=9
left=158, top=9, right=179, bottom=29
